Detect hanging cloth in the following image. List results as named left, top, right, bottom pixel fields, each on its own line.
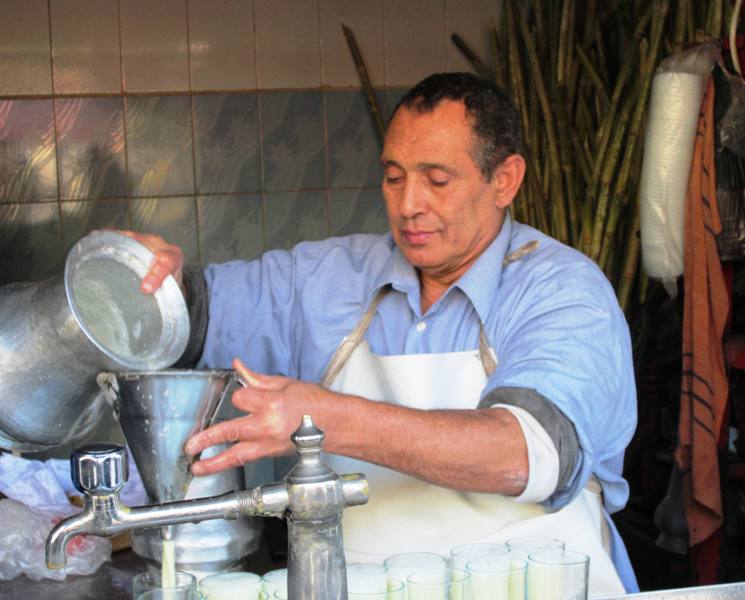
left=675, top=76, right=730, bottom=547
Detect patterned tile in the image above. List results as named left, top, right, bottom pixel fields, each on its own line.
left=385, top=87, right=409, bottom=123
left=263, top=190, right=327, bottom=251
left=0, top=202, right=62, bottom=285
left=130, top=196, right=199, bottom=265
left=260, top=91, right=326, bottom=192
left=326, top=90, right=385, bottom=189
left=328, top=188, right=389, bottom=237
left=60, top=198, right=129, bottom=254
left=197, top=194, right=263, bottom=264
left=125, top=96, right=194, bottom=197
left=55, top=97, right=126, bottom=200
left=0, top=99, right=57, bottom=203
left=193, top=94, right=260, bottom=195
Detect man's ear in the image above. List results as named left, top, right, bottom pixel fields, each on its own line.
left=492, top=154, right=526, bottom=209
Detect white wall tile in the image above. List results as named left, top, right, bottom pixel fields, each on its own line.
left=255, top=0, right=320, bottom=89
left=0, top=0, right=52, bottom=95
left=120, top=0, right=189, bottom=92
left=445, top=0, right=502, bottom=73
left=383, top=0, right=446, bottom=86
left=320, top=0, right=384, bottom=88
left=188, top=0, right=256, bottom=90
left=50, top=0, right=121, bottom=94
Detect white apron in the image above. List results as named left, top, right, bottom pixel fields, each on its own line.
left=319, top=244, right=626, bottom=598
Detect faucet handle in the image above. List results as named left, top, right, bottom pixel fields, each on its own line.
left=291, top=414, right=325, bottom=450
left=71, top=444, right=128, bottom=495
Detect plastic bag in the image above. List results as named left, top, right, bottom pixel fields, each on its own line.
left=639, top=42, right=719, bottom=296
left=0, top=452, right=119, bottom=581
left=0, top=498, right=111, bottom=581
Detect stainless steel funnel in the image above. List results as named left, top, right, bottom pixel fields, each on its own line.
left=97, top=369, right=234, bottom=502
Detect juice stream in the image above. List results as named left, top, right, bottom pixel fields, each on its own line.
left=161, top=536, right=177, bottom=594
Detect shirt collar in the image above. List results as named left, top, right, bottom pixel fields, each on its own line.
left=370, top=233, right=422, bottom=310
left=369, top=215, right=513, bottom=321
left=454, top=212, right=513, bottom=323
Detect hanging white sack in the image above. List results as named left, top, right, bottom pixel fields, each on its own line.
left=639, top=43, right=718, bottom=297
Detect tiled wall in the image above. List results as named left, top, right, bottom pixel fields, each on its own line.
left=0, top=0, right=500, bottom=456
left=0, top=0, right=500, bottom=285
left=0, top=89, right=403, bottom=283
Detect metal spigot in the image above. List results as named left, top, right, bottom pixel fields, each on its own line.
left=286, top=415, right=368, bottom=599
left=46, top=416, right=368, bottom=600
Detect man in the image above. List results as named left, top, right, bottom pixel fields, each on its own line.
left=128, top=73, right=637, bottom=595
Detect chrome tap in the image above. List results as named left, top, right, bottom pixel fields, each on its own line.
left=46, top=415, right=368, bottom=600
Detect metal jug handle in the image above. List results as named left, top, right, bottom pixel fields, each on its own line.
left=96, top=372, right=120, bottom=416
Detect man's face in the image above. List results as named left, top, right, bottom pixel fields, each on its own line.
left=381, top=100, right=509, bottom=283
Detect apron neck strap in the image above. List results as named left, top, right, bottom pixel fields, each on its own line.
left=320, top=240, right=539, bottom=388
left=320, top=286, right=390, bottom=388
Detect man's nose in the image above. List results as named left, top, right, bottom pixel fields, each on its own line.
left=399, top=178, right=426, bottom=218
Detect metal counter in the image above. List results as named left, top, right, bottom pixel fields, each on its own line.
left=0, top=540, right=281, bottom=600
left=596, top=582, right=745, bottom=599
left=0, top=550, right=145, bottom=600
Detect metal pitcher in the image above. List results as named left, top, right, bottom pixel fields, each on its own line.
left=0, top=231, right=189, bottom=451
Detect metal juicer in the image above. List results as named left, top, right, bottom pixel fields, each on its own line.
left=46, top=370, right=368, bottom=600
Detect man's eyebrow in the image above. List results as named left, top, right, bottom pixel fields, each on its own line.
left=418, top=162, right=457, bottom=175
left=380, top=158, right=402, bottom=168
left=380, top=159, right=456, bottom=175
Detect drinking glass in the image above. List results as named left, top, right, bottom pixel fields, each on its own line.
left=349, top=578, right=405, bottom=600
left=406, top=568, right=471, bottom=600
left=383, top=552, right=447, bottom=590
left=505, top=537, right=564, bottom=559
left=132, top=570, right=197, bottom=599
left=347, top=563, right=389, bottom=595
left=449, top=543, right=510, bottom=570
left=526, top=550, right=589, bottom=600
left=466, top=555, right=527, bottom=600
left=261, top=568, right=288, bottom=598
left=136, top=591, right=204, bottom=600
left=199, top=571, right=264, bottom=600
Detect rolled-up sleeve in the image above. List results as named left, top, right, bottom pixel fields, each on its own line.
left=482, top=262, right=636, bottom=513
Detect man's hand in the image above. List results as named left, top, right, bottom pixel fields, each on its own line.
left=118, top=230, right=185, bottom=295
left=184, top=358, right=336, bottom=476
left=183, top=361, right=529, bottom=495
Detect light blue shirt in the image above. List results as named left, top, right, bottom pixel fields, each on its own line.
left=199, top=213, right=638, bottom=592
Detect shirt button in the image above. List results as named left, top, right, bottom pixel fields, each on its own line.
left=416, top=321, right=427, bottom=332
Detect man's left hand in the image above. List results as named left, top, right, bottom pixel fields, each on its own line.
left=184, top=358, right=335, bottom=476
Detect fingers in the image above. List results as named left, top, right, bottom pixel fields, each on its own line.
left=232, top=358, right=287, bottom=391
left=191, top=441, right=262, bottom=476
left=115, top=230, right=185, bottom=294
left=142, top=251, right=182, bottom=294
left=184, top=416, right=254, bottom=455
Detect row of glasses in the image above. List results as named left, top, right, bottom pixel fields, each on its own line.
left=131, top=536, right=587, bottom=599
left=379, top=537, right=588, bottom=600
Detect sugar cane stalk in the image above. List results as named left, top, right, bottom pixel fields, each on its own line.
left=341, top=24, right=386, bottom=143
left=514, top=0, right=569, bottom=243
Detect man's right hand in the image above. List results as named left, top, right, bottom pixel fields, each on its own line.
left=118, top=231, right=185, bottom=296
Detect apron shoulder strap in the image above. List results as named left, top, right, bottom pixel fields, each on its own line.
left=479, top=240, right=540, bottom=378
left=320, top=286, right=390, bottom=389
